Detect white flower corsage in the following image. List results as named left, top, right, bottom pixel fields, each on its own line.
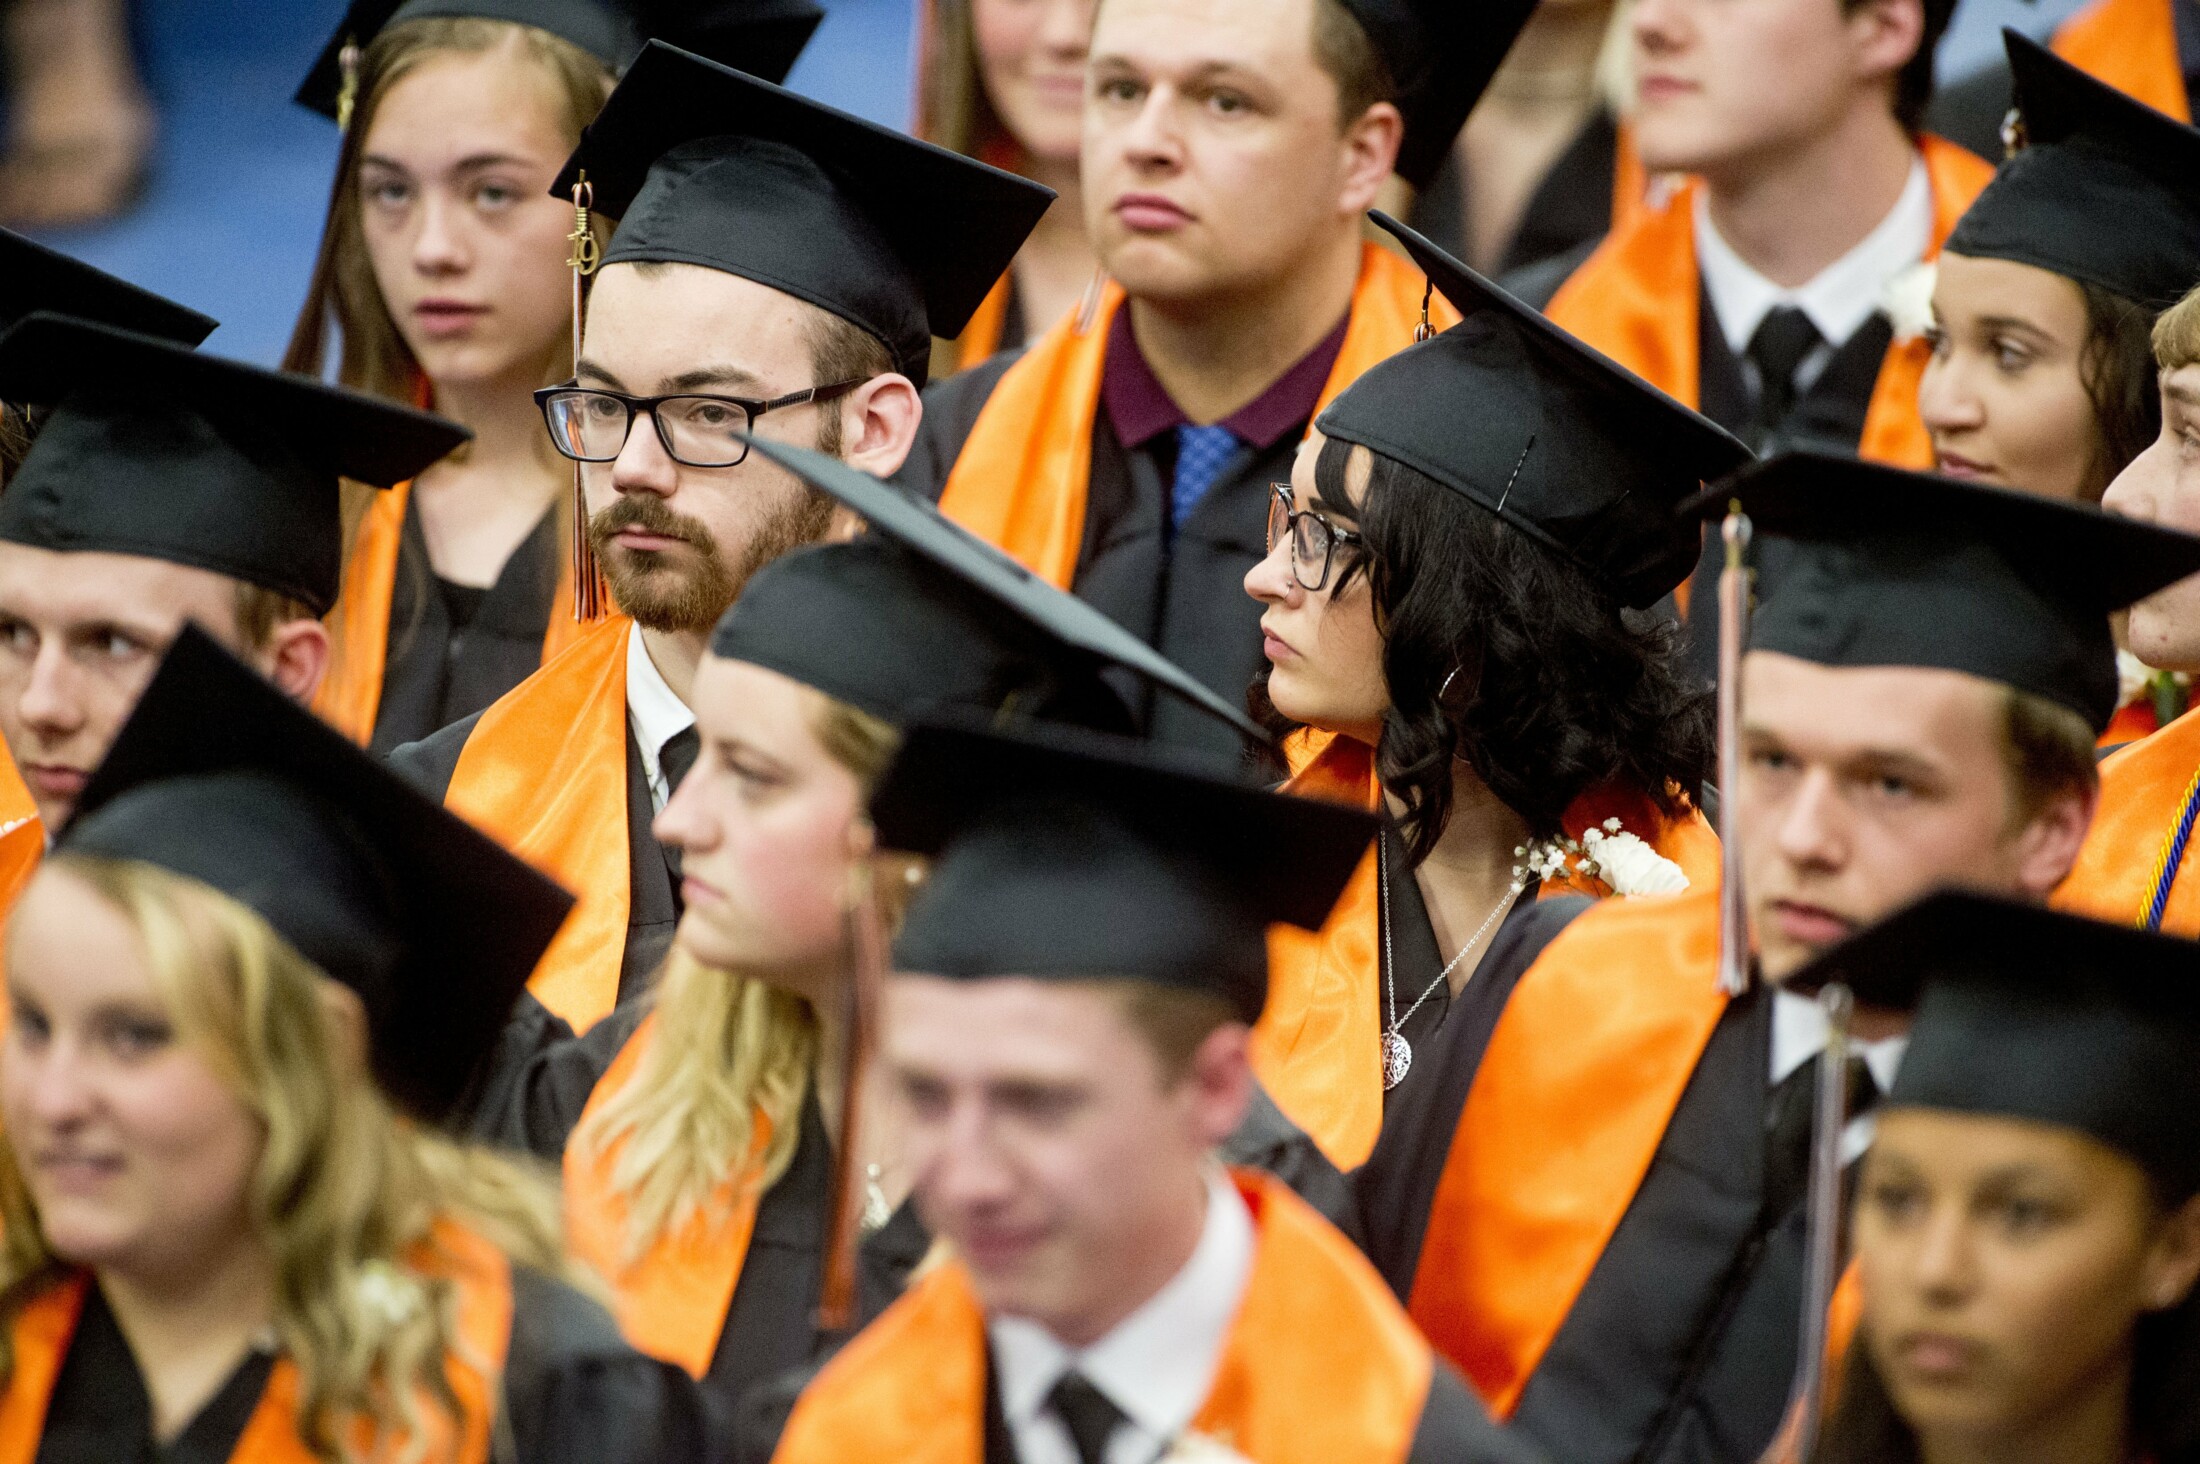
left=354, top=1261, right=426, bottom=1327
left=1567, top=817, right=1691, bottom=897
left=2119, top=648, right=2156, bottom=710
left=1879, top=260, right=1938, bottom=343
left=1159, top=1432, right=1254, bottom=1464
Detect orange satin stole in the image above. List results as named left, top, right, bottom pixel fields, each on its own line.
left=1255, top=729, right=1720, bottom=1170
left=2055, top=0, right=2189, bottom=121
left=936, top=243, right=1461, bottom=589
left=561, top=1012, right=771, bottom=1378
left=315, top=481, right=585, bottom=747
left=443, top=612, right=634, bottom=1032
left=2054, top=707, right=2200, bottom=935
left=772, top=1170, right=1436, bottom=1464
left=0, top=1222, right=512, bottom=1464
left=1405, top=885, right=1731, bottom=1417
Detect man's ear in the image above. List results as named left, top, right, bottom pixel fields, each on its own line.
left=261, top=617, right=331, bottom=707
left=1184, top=1021, right=1255, bottom=1150
left=2016, top=783, right=2099, bottom=898
left=840, top=374, right=924, bottom=482
left=1846, top=0, right=1927, bottom=91
left=1337, top=102, right=1405, bottom=219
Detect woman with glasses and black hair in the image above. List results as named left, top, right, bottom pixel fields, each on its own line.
left=1242, top=212, right=1748, bottom=1172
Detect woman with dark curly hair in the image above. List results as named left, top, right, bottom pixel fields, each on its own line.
left=1242, top=211, right=1750, bottom=1169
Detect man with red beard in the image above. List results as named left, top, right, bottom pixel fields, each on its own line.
left=389, top=43, right=1049, bottom=1111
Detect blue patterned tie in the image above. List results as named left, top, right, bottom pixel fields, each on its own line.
left=1171, top=423, right=1240, bottom=529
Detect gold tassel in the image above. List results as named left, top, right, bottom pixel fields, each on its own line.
left=336, top=39, right=361, bottom=132
left=1715, top=503, right=1753, bottom=997
left=567, top=175, right=604, bottom=622
left=1413, top=279, right=1435, bottom=343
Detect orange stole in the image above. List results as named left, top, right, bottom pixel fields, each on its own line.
left=1545, top=135, right=1994, bottom=475
left=1255, top=729, right=1720, bottom=1170
left=2055, top=0, right=2189, bottom=121
left=936, top=244, right=1462, bottom=589
left=561, top=1012, right=769, bottom=1378
left=444, top=612, right=634, bottom=1032
left=772, top=1170, right=1437, bottom=1464
left=1406, top=885, right=1729, bottom=1417
left=0, top=1222, right=513, bottom=1464
left=2054, top=706, right=2200, bottom=935
left=314, top=482, right=585, bottom=747
left=0, top=745, right=43, bottom=931
left=951, top=273, right=1015, bottom=376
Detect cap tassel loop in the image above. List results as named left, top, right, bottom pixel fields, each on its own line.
left=1716, top=505, right=1753, bottom=997
left=335, top=39, right=362, bottom=132
left=1753, top=981, right=1855, bottom=1464
left=567, top=176, right=605, bottom=622
left=1413, top=280, right=1435, bottom=344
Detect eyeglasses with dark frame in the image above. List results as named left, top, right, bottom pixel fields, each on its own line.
left=1267, top=482, right=1363, bottom=593
left=534, top=379, right=867, bottom=468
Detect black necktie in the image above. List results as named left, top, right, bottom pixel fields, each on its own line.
left=659, top=726, right=699, bottom=802
left=1763, top=1049, right=1879, bottom=1223
left=1047, top=1371, right=1127, bottom=1464
left=1745, top=304, right=1823, bottom=450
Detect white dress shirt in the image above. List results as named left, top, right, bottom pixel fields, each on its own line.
left=624, top=621, right=696, bottom=815
left=990, top=1168, right=1256, bottom=1464
left=1771, top=987, right=1909, bottom=1166
left=1695, top=157, right=1932, bottom=395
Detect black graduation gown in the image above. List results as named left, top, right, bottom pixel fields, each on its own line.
left=895, top=353, right=1300, bottom=768
left=368, top=499, right=562, bottom=756
left=390, top=714, right=679, bottom=1135
left=1408, top=110, right=1622, bottom=280
left=33, top=1270, right=704, bottom=1464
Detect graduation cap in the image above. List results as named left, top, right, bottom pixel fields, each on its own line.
left=872, top=719, right=1378, bottom=1023
left=1334, top=0, right=1537, bottom=189
left=728, top=435, right=1266, bottom=744
left=0, top=228, right=214, bottom=345
left=1681, top=452, right=2200, bottom=732
left=295, top=0, right=824, bottom=120
left=552, top=40, right=1054, bottom=386
left=1943, top=31, right=2200, bottom=311
left=1318, top=213, right=1752, bottom=609
left=0, top=314, right=468, bottom=615
left=57, top=625, right=573, bottom=1122
left=1788, top=891, right=2200, bottom=1200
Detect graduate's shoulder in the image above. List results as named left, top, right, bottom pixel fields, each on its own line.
left=893, top=347, right=1028, bottom=504
left=503, top=1263, right=708, bottom=1464
left=385, top=707, right=487, bottom=803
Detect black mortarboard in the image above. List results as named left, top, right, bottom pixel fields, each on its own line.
left=552, top=41, right=1054, bottom=386
left=1682, top=452, right=2200, bottom=731
left=873, top=720, right=1377, bottom=1022
left=0, top=229, right=214, bottom=345
left=727, top=436, right=1265, bottom=743
left=1944, top=31, right=2200, bottom=310
left=58, top=626, right=573, bottom=1122
left=1334, top=0, right=1537, bottom=189
left=295, top=0, right=823, bottom=119
left=1789, top=891, right=2200, bottom=1200
left=0, top=314, right=468, bottom=614
left=1320, top=213, right=1751, bottom=609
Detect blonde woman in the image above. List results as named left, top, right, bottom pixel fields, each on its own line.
left=285, top=1, right=818, bottom=753
left=487, top=443, right=1350, bottom=1435
left=0, top=626, right=702, bottom=1464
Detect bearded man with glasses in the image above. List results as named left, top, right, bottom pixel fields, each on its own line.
left=390, top=45, right=1049, bottom=1128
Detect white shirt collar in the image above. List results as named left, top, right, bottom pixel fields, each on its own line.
left=1771, top=986, right=1909, bottom=1164
left=624, top=620, right=696, bottom=814
left=990, top=1168, right=1255, bottom=1460
left=1696, top=157, right=1933, bottom=358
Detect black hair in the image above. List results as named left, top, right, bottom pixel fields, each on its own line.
left=1258, top=436, right=1712, bottom=867
left=2078, top=278, right=2164, bottom=497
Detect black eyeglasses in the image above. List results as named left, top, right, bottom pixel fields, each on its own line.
left=534, top=379, right=867, bottom=468
left=1267, top=482, right=1362, bottom=592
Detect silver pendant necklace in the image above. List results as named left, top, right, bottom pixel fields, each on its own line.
left=1379, top=833, right=1530, bottom=1090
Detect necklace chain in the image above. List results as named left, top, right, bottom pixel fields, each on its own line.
left=1380, top=834, right=1528, bottom=1065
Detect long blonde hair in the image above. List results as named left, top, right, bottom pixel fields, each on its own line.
left=0, top=857, right=580, bottom=1464
left=573, top=693, right=916, bottom=1262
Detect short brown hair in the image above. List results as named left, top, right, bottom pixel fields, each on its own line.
left=231, top=581, right=321, bottom=651
left=804, top=311, right=896, bottom=458
left=1998, top=687, right=2099, bottom=829
left=1111, top=982, right=1241, bottom=1084
left=2153, top=282, right=2200, bottom=375
left=1309, top=0, right=1396, bottom=130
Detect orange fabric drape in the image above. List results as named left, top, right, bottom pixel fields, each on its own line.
left=2054, top=706, right=2200, bottom=935
left=2054, top=0, right=2189, bottom=121
left=1406, top=884, right=1730, bottom=1417
left=562, top=1012, right=770, bottom=1378
left=0, top=1222, right=512, bottom=1464
left=0, top=746, right=44, bottom=932
left=937, top=244, right=1462, bottom=587
left=773, top=1170, right=1437, bottom=1464
left=1254, top=729, right=1720, bottom=1170
left=1546, top=135, right=1994, bottom=475
left=1609, top=121, right=1651, bottom=238
left=444, top=612, right=634, bottom=1032
left=950, top=273, right=1014, bottom=376
left=314, top=481, right=585, bottom=747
